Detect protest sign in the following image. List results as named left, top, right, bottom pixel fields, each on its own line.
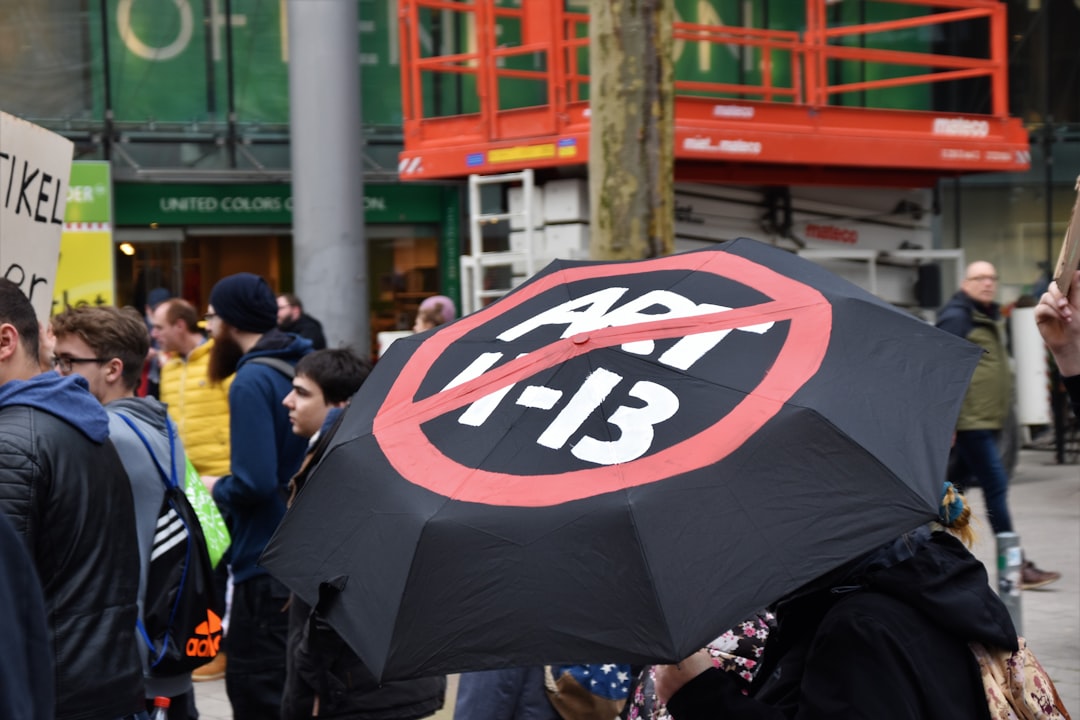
left=0, top=111, right=75, bottom=319
left=1054, top=175, right=1080, bottom=295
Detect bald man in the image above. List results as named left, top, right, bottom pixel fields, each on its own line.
left=937, top=261, right=1059, bottom=589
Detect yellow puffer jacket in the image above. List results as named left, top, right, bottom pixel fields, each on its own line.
left=159, top=339, right=232, bottom=476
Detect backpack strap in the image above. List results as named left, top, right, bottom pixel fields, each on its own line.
left=115, top=412, right=185, bottom=666
left=115, top=413, right=180, bottom=489
left=247, top=356, right=296, bottom=378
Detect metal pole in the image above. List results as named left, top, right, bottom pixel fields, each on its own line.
left=98, top=0, right=114, bottom=160
left=996, top=532, right=1023, bottom=635
left=287, top=0, right=368, bottom=355
left=224, top=0, right=238, bottom=168
left=1041, top=3, right=1067, bottom=464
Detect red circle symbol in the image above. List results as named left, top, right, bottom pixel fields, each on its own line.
left=374, top=252, right=832, bottom=506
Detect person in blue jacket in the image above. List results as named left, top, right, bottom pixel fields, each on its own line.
left=203, top=272, right=311, bottom=719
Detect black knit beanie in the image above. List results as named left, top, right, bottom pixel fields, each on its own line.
left=209, top=273, right=278, bottom=333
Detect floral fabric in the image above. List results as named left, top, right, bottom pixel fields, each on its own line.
left=970, top=637, right=1072, bottom=720
left=626, top=611, right=775, bottom=720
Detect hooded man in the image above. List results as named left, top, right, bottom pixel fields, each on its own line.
left=0, top=278, right=145, bottom=720
left=203, top=272, right=311, bottom=718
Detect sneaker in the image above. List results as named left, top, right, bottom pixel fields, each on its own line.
left=192, top=651, right=226, bottom=682
left=1021, top=561, right=1061, bottom=590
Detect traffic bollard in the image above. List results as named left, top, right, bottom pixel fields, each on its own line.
left=996, top=531, right=1023, bottom=635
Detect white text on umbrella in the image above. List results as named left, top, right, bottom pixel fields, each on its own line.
left=437, top=287, right=776, bottom=465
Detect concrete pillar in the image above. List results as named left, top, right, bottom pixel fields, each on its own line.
left=287, top=0, right=368, bottom=355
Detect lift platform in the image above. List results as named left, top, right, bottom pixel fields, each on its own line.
left=396, top=0, right=1030, bottom=187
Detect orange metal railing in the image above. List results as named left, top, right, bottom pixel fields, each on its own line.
left=399, top=0, right=1011, bottom=147
left=804, top=0, right=1008, bottom=114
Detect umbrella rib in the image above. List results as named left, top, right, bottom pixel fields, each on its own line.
left=625, top=495, right=682, bottom=660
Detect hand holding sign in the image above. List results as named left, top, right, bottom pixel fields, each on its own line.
left=0, top=111, right=74, bottom=320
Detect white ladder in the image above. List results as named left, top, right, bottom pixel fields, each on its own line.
left=461, top=169, right=538, bottom=317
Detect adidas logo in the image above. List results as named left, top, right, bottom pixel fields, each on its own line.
left=186, top=609, right=223, bottom=658
left=151, top=508, right=189, bottom=562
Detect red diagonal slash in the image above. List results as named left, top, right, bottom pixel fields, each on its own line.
left=373, top=251, right=832, bottom=506
left=377, top=296, right=812, bottom=429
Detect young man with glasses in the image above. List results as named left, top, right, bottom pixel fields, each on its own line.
left=51, top=304, right=200, bottom=719
left=937, top=261, right=1060, bottom=589
left=0, top=279, right=145, bottom=720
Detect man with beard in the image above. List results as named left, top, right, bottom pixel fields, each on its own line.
left=203, top=273, right=311, bottom=718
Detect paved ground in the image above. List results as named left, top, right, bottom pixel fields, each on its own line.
left=195, top=449, right=1079, bottom=718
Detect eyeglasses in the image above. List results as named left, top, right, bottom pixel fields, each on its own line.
left=52, top=356, right=107, bottom=374
left=966, top=275, right=998, bottom=283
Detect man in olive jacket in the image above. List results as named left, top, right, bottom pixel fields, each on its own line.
left=0, top=279, right=144, bottom=720
left=937, top=261, right=1059, bottom=589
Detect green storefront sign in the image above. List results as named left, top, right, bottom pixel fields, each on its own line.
left=114, top=183, right=447, bottom=226
left=66, top=162, right=113, bottom=224
left=114, top=181, right=462, bottom=303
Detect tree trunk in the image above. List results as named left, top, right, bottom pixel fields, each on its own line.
left=588, top=0, right=674, bottom=260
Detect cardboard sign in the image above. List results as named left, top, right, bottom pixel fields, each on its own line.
left=0, top=111, right=75, bottom=320
left=1054, top=176, right=1080, bottom=295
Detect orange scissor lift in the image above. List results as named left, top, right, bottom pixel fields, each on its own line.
left=397, top=0, right=1030, bottom=188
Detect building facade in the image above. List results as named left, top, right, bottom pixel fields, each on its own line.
left=2, top=0, right=1078, bottom=327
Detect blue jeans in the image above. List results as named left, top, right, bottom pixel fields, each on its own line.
left=454, top=668, right=560, bottom=720
left=954, top=429, right=1013, bottom=534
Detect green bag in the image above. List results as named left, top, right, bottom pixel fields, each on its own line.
left=184, top=458, right=230, bottom=568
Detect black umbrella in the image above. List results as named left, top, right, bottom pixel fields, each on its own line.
left=261, top=238, right=980, bottom=681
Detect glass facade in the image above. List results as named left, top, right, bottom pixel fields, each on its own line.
left=0, top=0, right=403, bottom=172
left=3, top=0, right=1078, bottom=308
left=941, top=0, right=1080, bottom=304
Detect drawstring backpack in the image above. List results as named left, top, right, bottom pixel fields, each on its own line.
left=118, top=413, right=223, bottom=676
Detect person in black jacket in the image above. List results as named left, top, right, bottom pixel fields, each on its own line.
left=0, top=278, right=145, bottom=720
left=0, top=510, right=53, bottom=720
left=278, top=292, right=328, bottom=350
left=653, top=489, right=1020, bottom=720
left=1036, top=270, right=1080, bottom=417
left=278, top=349, right=447, bottom=719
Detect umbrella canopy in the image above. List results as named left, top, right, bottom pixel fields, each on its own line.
left=262, top=238, right=981, bottom=681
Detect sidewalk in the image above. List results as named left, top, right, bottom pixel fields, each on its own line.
left=965, top=449, right=1080, bottom=712
left=195, top=450, right=1079, bottom=718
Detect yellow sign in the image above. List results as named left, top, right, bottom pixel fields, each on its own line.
left=52, top=231, right=114, bottom=314
left=489, top=144, right=556, bottom=164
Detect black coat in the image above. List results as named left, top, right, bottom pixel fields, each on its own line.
left=1064, top=374, right=1080, bottom=419
left=280, top=419, right=447, bottom=720
left=667, top=532, right=1017, bottom=720
left=282, top=313, right=328, bottom=350
left=0, top=407, right=144, bottom=720
left=0, top=511, right=53, bottom=720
